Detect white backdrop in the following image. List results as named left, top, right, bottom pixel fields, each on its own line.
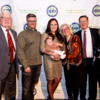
left=0, top=0, right=100, bottom=99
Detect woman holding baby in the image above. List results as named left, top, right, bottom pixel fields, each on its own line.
left=40, top=18, right=64, bottom=100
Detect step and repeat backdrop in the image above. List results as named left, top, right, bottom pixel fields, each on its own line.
left=1, top=0, right=100, bottom=99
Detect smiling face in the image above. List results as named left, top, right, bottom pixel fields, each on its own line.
left=0, top=11, right=12, bottom=29
left=27, top=17, right=37, bottom=31
left=79, top=17, right=89, bottom=30
left=62, top=25, right=70, bottom=37
left=50, top=20, right=58, bottom=35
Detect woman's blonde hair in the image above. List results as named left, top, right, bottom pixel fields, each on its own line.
left=60, top=24, right=73, bottom=35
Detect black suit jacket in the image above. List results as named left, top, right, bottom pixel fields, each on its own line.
left=75, top=28, right=99, bottom=57
left=0, top=26, right=19, bottom=80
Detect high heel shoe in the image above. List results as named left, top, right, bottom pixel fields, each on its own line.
left=47, top=95, right=51, bottom=100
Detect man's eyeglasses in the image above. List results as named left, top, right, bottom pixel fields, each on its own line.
left=28, top=20, right=37, bottom=23
left=80, top=20, right=87, bottom=23
left=0, top=17, right=12, bottom=20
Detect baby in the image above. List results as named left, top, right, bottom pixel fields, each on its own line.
left=45, top=37, right=66, bottom=59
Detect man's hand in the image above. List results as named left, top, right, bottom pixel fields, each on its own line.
left=25, top=67, right=31, bottom=73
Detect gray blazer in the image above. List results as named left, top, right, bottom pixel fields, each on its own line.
left=0, top=26, right=18, bottom=80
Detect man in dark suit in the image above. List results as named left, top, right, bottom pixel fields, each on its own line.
left=75, top=15, right=98, bottom=100
left=0, top=10, right=18, bottom=100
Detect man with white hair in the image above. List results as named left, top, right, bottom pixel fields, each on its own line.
left=0, top=10, right=18, bottom=100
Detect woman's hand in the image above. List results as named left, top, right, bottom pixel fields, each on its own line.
left=43, top=49, right=60, bottom=60
left=50, top=52, right=60, bottom=60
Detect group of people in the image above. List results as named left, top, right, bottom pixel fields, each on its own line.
left=0, top=9, right=100, bottom=100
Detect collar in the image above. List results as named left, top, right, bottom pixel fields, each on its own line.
left=1, top=25, right=9, bottom=32
left=82, top=27, right=89, bottom=33
left=26, top=27, right=37, bottom=32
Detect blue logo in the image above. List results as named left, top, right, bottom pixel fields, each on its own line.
left=92, top=5, right=100, bottom=17
left=47, top=5, right=58, bottom=17
left=33, top=88, right=37, bottom=96
left=1, top=5, right=12, bottom=13
left=70, top=22, right=80, bottom=33
left=23, top=23, right=27, bottom=30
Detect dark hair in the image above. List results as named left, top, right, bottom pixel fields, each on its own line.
left=45, top=18, right=64, bottom=43
left=26, top=13, right=36, bottom=20
left=79, top=15, right=88, bottom=22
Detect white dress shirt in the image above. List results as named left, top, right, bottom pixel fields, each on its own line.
left=1, top=26, right=16, bottom=58
left=81, top=28, right=93, bottom=58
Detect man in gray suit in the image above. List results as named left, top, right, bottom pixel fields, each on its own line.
left=0, top=10, right=18, bottom=100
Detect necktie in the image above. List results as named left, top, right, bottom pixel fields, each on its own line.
left=6, top=29, right=15, bottom=63
left=83, top=31, right=86, bottom=59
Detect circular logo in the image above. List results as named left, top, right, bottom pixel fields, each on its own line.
left=47, top=5, right=58, bottom=17
left=33, top=88, right=37, bottom=96
left=23, top=23, right=27, bottom=30
left=1, top=5, right=12, bottom=13
left=70, top=22, right=80, bottom=33
left=92, top=5, right=100, bottom=17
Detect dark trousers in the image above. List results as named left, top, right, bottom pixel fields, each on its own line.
left=80, top=58, right=96, bottom=100
left=94, top=58, right=100, bottom=99
left=0, top=63, right=16, bottom=100
left=63, top=64, right=82, bottom=100
left=22, top=64, right=41, bottom=100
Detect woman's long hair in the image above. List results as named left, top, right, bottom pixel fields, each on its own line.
left=45, top=18, right=64, bottom=43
